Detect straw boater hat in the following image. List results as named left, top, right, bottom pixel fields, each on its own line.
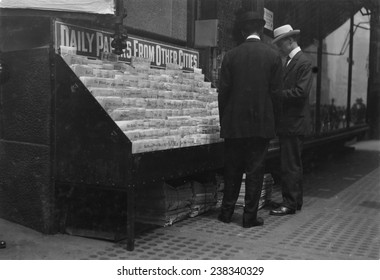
left=237, top=11, right=266, bottom=26
left=272, top=24, right=300, bottom=44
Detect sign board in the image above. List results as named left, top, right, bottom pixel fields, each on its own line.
left=264, top=8, right=274, bottom=31
left=55, top=21, right=199, bottom=69
left=195, top=20, right=219, bottom=48
left=0, top=0, right=115, bottom=15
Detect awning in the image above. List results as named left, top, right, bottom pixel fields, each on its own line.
left=0, top=0, right=116, bottom=15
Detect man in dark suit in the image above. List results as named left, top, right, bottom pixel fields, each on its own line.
left=270, top=25, right=313, bottom=216
left=218, top=11, right=283, bottom=227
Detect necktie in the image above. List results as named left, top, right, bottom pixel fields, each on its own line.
left=285, top=56, right=291, bottom=66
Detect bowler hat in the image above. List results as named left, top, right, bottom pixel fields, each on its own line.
left=272, top=24, right=300, bottom=44
left=237, top=11, right=266, bottom=26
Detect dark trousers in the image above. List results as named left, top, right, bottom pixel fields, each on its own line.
left=279, top=135, right=304, bottom=210
left=221, top=137, right=269, bottom=222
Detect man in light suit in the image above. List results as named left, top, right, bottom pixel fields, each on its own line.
left=218, top=11, right=283, bottom=227
left=270, top=25, right=313, bottom=216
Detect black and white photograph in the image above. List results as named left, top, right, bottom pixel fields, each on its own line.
left=0, top=0, right=379, bottom=278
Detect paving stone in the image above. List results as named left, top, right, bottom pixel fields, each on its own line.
left=0, top=141, right=379, bottom=260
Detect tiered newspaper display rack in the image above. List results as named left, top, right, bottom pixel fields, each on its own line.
left=56, top=17, right=229, bottom=249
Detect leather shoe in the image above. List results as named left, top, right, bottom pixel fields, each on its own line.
left=269, top=206, right=296, bottom=216
left=243, top=217, right=264, bottom=228
left=218, top=214, right=231, bottom=223
left=297, top=205, right=302, bottom=211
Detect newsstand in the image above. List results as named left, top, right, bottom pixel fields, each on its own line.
left=0, top=6, right=226, bottom=251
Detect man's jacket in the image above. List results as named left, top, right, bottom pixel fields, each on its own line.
left=277, top=51, right=313, bottom=136
left=218, top=38, right=283, bottom=139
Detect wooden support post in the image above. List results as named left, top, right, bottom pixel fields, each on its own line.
left=126, top=184, right=135, bottom=251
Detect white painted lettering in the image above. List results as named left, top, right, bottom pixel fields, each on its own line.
left=60, top=25, right=69, bottom=47
left=70, top=29, right=77, bottom=48
left=148, top=45, right=155, bottom=62
left=173, top=51, right=178, bottom=65
left=104, top=36, right=109, bottom=53
left=156, top=45, right=161, bottom=66
left=86, top=33, right=94, bottom=53
left=77, top=31, right=81, bottom=51
left=143, top=45, right=149, bottom=59
left=165, top=49, right=170, bottom=64
left=179, top=50, right=183, bottom=67
left=193, top=54, right=198, bottom=67
left=82, top=32, right=87, bottom=52
left=133, top=40, right=139, bottom=57
left=161, top=48, right=166, bottom=64
left=96, top=32, right=103, bottom=57
left=126, top=41, right=132, bottom=58
left=138, top=43, right=144, bottom=57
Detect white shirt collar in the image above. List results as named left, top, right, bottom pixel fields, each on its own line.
left=288, top=46, right=301, bottom=59
left=246, top=34, right=261, bottom=40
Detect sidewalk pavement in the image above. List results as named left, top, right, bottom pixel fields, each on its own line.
left=0, top=140, right=379, bottom=260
